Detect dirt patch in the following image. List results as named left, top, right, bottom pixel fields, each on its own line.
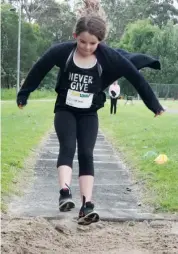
left=1, top=217, right=178, bottom=254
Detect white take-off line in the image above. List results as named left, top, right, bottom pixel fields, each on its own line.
left=34, top=167, right=127, bottom=173
left=42, top=147, right=112, bottom=151
left=40, top=152, right=117, bottom=157
left=38, top=158, right=118, bottom=164
left=45, top=142, right=112, bottom=147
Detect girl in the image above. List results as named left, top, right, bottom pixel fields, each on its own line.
left=17, top=0, right=164, bottom=225
left=109, top=81, right=120, bottom=114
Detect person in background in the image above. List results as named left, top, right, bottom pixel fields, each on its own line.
left=109, top=81, right=120, bottom=114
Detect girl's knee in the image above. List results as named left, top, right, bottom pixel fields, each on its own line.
left=57, top=146, right=76, bottom=168
left=79, top=168, right=94, bottom=177
left=78, top=150, right=94, bottom=176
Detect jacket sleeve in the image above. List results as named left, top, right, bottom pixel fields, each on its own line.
left=115, top=48, right=161, bottom=70
left=112, top=52, right=164, bottom=114
left=17, top=43, right=66, bottom=101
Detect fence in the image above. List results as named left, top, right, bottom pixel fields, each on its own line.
left=149, top=83, right=178, bottom=100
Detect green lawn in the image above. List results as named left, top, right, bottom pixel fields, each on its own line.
left=1, top=88, right=56, bottom=100
left=160, top=100, right=178, bottom=109
left=99, top=100, right=178, bottom=212
left=1, top=100, right=55, bottom=210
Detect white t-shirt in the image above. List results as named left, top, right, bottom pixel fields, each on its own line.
left=109, top=83, right=120, bottom=98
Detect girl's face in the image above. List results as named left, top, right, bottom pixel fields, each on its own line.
left=74, top=31, right=100, bottom=56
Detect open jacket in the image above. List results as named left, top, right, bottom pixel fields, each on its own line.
left=17, top=41, right=164, bottom=114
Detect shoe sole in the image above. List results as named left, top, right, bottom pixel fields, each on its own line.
left=78, top=211, right=100, bottom=225
left=59, top=200, right=75, bottom=212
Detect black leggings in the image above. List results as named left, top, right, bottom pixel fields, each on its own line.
left=54, top=110, right=98, bottom=176
left=110, top=97, right=118, bottom=114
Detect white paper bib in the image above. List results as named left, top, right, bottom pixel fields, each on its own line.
left=66, top=89, right=94, bottom=108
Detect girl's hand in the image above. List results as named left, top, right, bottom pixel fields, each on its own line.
left=18, top=104, right=24, bottom=109
left=17, top=95, right=27, bottom=109
left=154, top=110, right=165, bottom=117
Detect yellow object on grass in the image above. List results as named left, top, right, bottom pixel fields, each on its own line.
left=154, top=154, right=168, bottom=164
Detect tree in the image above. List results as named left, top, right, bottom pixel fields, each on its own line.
left=150, top=22, right=178, bottom=84
left=5, top=0, right=54, bottom=23
left=1, top=1, right=76, bottom=89
left=119, top=19, right=160, bottom=53
left=36, top=1, right=76, bottom=43
left=116, top=19, right=178, bottom=95
left=101, top=0, right=178, bottom=44
left=128, top=0, right=178, bottom=27
left=1, top=4, right=51, bottom=88
left=101, top=0, right=132, bottom=43
left=1, top=4, right=20, bottom=88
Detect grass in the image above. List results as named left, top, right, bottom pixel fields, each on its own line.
left=1, top=88, right=56, bottom=100
left=1, top=100, right=55, bottom=210
left=99, top=100, right=178, bottom=212
left=160, top=100, right=178, bottom=109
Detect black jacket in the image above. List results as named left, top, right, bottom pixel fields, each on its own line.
left=115, top=48, right=160, bottom=71
left=17, top=41, right=164, bottom=114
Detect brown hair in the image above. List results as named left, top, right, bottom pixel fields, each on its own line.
left=74, top=0, right=107, bottom=41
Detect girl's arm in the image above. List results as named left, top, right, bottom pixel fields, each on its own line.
left=115, top=48, right=161, bottom=70
left=113, top=53, right=164, bottom=115
left=16, top=43, right=66, bottom=107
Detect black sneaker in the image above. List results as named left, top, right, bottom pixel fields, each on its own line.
left=78, top=196, right=99, bottom=225
left=59, top=185, right=75, bottom=212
